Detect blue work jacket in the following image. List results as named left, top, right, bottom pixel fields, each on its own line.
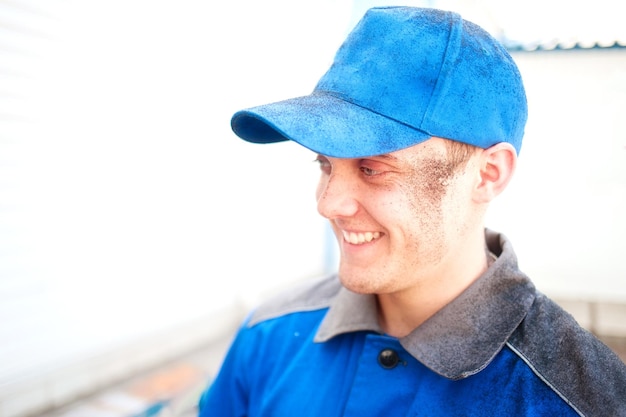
left=199, top=231, right=626, bottom=416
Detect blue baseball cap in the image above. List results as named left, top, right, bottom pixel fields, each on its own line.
left=231, top=7, right=528, bottom=157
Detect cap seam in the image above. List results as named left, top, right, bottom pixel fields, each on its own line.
left=420, top=12, right=462, bottom=130
left=314, top=89, right=434, bottom=139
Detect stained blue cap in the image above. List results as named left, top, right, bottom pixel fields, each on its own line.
left=231, top=7, right=528, bottom=157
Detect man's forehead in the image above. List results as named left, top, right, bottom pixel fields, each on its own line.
left=318, top=137, right=448, bottom=161
left=378, top=138, right=449, bottom=160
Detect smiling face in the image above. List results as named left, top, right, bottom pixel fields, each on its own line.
left=315, top=137, right=485, bottom=296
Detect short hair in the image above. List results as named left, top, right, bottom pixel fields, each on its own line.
left=444, top=140, right=480, bottom=172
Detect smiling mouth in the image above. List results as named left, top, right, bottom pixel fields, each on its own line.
left=342, top=231, right=382, bottom=245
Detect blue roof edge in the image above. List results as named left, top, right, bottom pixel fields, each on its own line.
left=504, top=40, right=626, bottom=52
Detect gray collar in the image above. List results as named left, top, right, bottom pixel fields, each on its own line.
left=314, top=230, right=536, bottom=380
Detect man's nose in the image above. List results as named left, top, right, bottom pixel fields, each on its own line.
left=316, top=171, right=359, bottom=219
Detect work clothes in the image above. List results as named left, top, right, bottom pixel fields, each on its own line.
left=199, top=230, right=626, bottom=416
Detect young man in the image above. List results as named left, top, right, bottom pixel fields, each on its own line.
left=199, top=7, right=626, bottom=416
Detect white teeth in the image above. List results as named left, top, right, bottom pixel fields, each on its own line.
left=342, top=231, right=380, bottom=245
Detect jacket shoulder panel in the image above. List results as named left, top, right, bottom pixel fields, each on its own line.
left=247, top=274, right=342, bottom=327
left=508, top=293, right=626, bottom=417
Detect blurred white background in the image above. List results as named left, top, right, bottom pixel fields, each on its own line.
left=1, top=1, right=350, bottom=414
left=0, top=1, right=625, bottom=416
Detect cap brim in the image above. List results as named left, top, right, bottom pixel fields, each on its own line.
left=230, top=92, right=431, bottom=158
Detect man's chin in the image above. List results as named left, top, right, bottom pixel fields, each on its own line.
left=337, top=268, right=381, bottom=295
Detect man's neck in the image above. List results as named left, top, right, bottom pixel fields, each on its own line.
left=376, top=234, right=491, bottom=338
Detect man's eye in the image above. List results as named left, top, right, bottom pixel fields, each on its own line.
left=314, top=156, right=331, bottom=174
left=360, top=166, right=379, bottom=176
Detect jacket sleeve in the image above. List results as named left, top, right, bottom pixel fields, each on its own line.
left=197, top=319, right=254, bottom=417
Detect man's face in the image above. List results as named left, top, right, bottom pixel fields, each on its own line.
left=315, top=137, right=481, bottom=295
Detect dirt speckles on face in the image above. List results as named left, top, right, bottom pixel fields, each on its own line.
left=410, top=157, right=458, bottom=203
left=400, top=138, right=478, bottom=209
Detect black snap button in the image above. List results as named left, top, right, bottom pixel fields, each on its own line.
left=378, top=348, right=400, bottom=369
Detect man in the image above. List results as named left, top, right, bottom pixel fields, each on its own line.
left=199, top=7, right=626, bottom=416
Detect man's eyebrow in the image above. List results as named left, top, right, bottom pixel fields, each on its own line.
left=370, top=153, right=399, bottom=162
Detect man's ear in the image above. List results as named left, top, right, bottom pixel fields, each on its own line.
left=473, top=142, right=517, bottom=204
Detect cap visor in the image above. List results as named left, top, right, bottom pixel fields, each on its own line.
left=231, top=92, right=431, bottom=158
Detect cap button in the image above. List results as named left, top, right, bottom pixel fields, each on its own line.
left=378, top=348, right=400, bottom=369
